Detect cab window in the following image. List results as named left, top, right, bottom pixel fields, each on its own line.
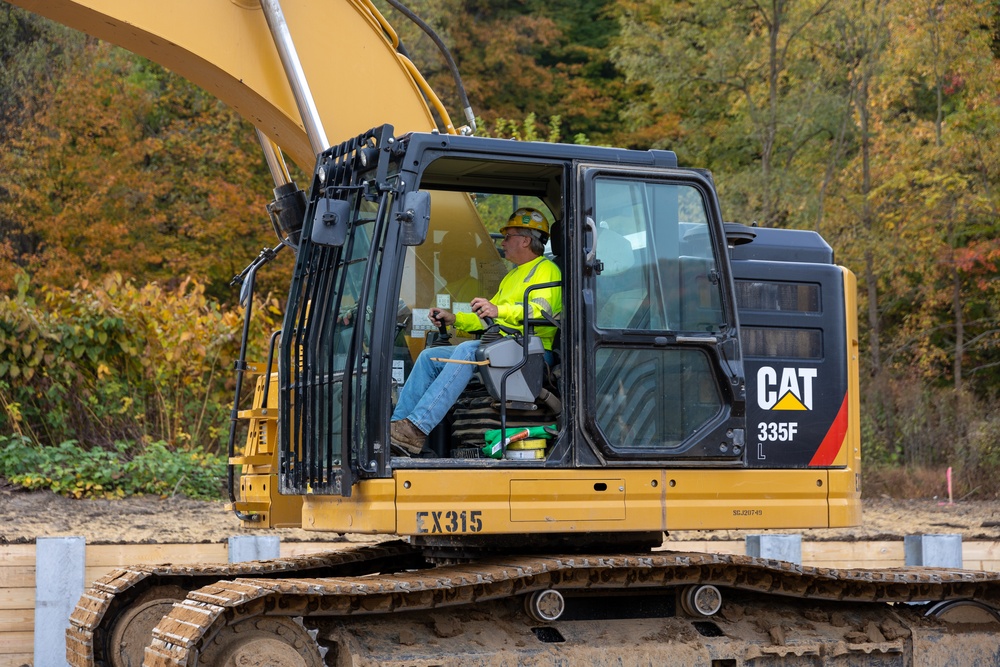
left=590, top=176, right=725, bottom=452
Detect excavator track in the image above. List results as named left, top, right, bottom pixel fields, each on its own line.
left=115, top=547, right=1000, bottom=666
left=65, top=541, right=425, bottom=667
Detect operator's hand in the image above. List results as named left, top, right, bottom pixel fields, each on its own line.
left=470, top=297, right=498, bottom=320
left=428, top=307, right=456, bottom=327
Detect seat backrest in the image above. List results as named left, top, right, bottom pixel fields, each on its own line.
left=595, top=228, right=646, bottom=329
left=547, top=219, right=564, bottom=271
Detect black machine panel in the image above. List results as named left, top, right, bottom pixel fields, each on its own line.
left=731, top=232, right=850, bottom=469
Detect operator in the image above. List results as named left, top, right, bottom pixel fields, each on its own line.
left=390, top=207, right=561, bottom=456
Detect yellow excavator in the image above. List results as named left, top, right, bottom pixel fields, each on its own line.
left=9, top=1, right=1000, bottom=665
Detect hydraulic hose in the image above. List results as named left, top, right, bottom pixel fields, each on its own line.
left=384, top=0, right=476, bottom=134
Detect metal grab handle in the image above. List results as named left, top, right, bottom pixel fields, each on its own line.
left=584, top=216, right=599, bottom=267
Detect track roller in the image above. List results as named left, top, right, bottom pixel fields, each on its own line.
left=108, top=585, right=188, bottom=667
left=925, top=599, right=1000, bottom=624
left=679, top=584, right=722, bottom=618
left=197, top=616, right=325, bottom=667
left=525, top=589, right=565, bottom=623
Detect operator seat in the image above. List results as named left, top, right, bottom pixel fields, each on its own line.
left=447, top=224, right=564, bottom=456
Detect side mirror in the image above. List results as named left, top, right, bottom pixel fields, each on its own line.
left=310, top=197, right=350, bottom=247
left=397, top=191, right=430, bottom=246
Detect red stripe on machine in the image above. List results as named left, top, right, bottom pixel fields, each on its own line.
left=808, top=395, right=848, bottom=467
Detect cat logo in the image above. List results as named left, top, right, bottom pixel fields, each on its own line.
left=757, top=366, right=817, bottom=411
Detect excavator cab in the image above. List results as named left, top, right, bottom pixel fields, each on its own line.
left=275, top=125, right=746, bottom=503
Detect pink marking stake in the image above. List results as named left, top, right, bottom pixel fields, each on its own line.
left=938, top=466, right=954, bottom=506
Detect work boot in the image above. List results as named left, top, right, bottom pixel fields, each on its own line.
left=390, top=419, right=426, bottom=456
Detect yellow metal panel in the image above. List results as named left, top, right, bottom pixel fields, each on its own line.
left=237, top=473, right=302, bottom=528
left=301, top=479, right=396, bottom=533
left=285, top=466, right=861, bottom=538
left=842, top=267, right=862, bottom=475
left=664, top=469, right=831, bottom=530
left=395, top=470, right=509, bottom=536
left=229, top=455, right=273, bottom=466
left=10, top=0, right=437, bottom=170
left=822, top=268, right=861, bottom=528
left=509, top=478, right=625, bottom=522
left=827, top=468, right=862, bottom=528
left=387, top=468, right=853, bottom=537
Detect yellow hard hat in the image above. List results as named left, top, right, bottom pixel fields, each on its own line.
left=501, top=207, right=549, bottom=236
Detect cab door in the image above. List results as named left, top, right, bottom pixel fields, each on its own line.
left=577, top=166, right=746, bottom=462
left=278, top=127, right=400, bottom=497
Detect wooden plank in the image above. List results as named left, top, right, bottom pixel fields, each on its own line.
left=0, top=567, right=34, bottom=589
left=803, top=541, right=905, bottom=568
left=0, top=631, right=32, bottom=656
left=85, top=543, right=229, bottom=567
left=0, top=608, right=33, bottom=633
left=963, top=543, right=1000, bottom=572
left=0, top=589, right=33, bottom=612
left=659, top=540, right=744, bottom=555
left=279, top=542, right=359, bottom=557
left=0, top=653, right=32, bottom=667
left=0, top=546, right=35, bottom=564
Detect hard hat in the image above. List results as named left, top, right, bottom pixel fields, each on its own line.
left=501, top=207, right=549, bottom=236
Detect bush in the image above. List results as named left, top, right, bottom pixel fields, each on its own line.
left=0, top=271, right=280, bottom=453
left=861, top=372, right=1000, bottom=499
left=0, top=434, right=226, bottom=499
left=0, top=271, right=281, bottom=500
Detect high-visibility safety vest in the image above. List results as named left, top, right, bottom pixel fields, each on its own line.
left=453, top=255, right=562, bottom=350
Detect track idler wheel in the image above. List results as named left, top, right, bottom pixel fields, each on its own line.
left=198, top=616, right=325, bottom=667
left=525, top=589, right=566, bottom=622
left=925, top=599, right=1000, bottom=624
left=108, top=585, right=188, bottom=667
left=679, top=584, right=723, bottom=618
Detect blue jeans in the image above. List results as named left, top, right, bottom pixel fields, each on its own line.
left=392, top=340, right=481, bottom=435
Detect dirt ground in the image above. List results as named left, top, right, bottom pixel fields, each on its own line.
left=1, top=486, right=998, bottom=545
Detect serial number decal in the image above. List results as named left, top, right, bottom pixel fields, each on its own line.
left=415, top=510, right=483, bottom=534
left=757, top=421, right=798, bottom=442
left=733, top=509, right=763, bottom=517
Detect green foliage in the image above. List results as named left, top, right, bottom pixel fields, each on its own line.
left=0, top=272, right=280, bottom=454
left=481, top=112, right=589, bottom=145
left=0, top=434, right=226, bottom=499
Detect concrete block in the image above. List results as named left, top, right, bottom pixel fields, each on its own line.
left=747, top=534, right=802, bottom=565
left=228, top=535, right=280, bottom=563
left=35, top=536, right=86, bottom=667
left=905, top=534, right=963, bottom=568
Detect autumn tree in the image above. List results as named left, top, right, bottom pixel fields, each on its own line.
left=612, top=0, right=843, bottom=227
left=380, top=0, right=628, bottom=144
left=883, top=0, right=1000, bottom=392
left=0, top=33, right=291, bottom=301
left=821, top=0, right=1000, bottom=465
left=826, top=0, right=999, bottom=391
left=0, top=6, right=87, bottom=267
